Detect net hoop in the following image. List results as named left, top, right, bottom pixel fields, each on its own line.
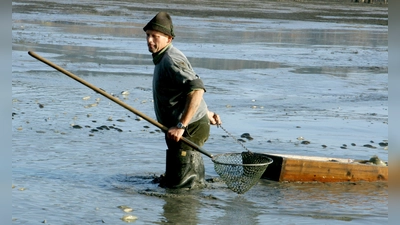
left=211, top=152, right=273, bottom=166
left=212, top=161, right=271, bottom=167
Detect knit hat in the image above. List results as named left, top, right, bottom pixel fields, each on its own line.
left=143, top=12, right=175, bottom=38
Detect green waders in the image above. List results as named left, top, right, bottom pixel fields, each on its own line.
left=163, top=115, right=209, bottom=189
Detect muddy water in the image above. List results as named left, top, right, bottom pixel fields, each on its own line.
left=12, top=0, right=387, bottom=224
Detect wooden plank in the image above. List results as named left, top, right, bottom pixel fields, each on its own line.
left=262, top=153, right=388, bottom=182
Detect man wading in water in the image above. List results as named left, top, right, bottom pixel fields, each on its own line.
left=143, top=12, right=222, bottom=189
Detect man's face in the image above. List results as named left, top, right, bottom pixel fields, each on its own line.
left=146, top=30, right=172, bottom=53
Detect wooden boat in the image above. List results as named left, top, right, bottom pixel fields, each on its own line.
left=261, top=153, right=388, bottom=182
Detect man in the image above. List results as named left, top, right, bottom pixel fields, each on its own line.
left=143, top=12, right=221, bottom=189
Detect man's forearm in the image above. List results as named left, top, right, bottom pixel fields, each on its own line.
left=180, top=89, right=204, bottom=126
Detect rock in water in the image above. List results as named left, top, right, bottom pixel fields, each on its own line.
left=121, top=214, right=137, bottom=222
left=363, top=144, right=377, bottom=149
left=117, top=205, right=133, bottom=212
left=84, top=103, right=98, bottom=108
left=121, top=91, right=130, bottom=95
left=369, top=155, right=386, bottom=166
left=241, top=133, right=251, bottom=138
left=356, top=155, right=387, bottom=166
left=240, top=133, right=254, bottom=140
left=379, top=142, right=388, bottom=147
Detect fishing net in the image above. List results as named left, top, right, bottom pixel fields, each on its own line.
left=212, top=152, right=273, bottom=194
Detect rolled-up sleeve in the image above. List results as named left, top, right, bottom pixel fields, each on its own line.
left=186, top=78, right=206, bottom=93
left=171, top=59, right=206, bottom=94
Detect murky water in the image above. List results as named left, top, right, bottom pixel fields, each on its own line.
left=12, top=0, right=388, bottom=224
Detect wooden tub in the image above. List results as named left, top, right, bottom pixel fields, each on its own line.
left=261, top=153, right=388, bottom=182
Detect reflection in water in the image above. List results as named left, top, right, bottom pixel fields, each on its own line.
left=218, top=195, right=259, bottom=225
left=188, top=57, right=284, bottom=70
left=162, top=195, right=200, bottom=224
left=291, top=65, right=388, bottom=77
left=254, top=180, right=388, bottom=222
left=110, top=174, right=201, bottom=224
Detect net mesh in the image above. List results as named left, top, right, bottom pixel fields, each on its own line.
left=212, top=152, right=273, bottom=194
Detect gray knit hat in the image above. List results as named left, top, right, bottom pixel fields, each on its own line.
left=143, top=12, right=175, bottom=38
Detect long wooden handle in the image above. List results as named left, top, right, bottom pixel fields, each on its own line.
left=28, top=51, right=214, bottom=159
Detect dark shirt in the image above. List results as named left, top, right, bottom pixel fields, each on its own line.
left=152, top=44, right=208, bottom=127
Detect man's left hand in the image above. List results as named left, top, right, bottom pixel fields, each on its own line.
left=208, top=111, right=221, bottom=125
